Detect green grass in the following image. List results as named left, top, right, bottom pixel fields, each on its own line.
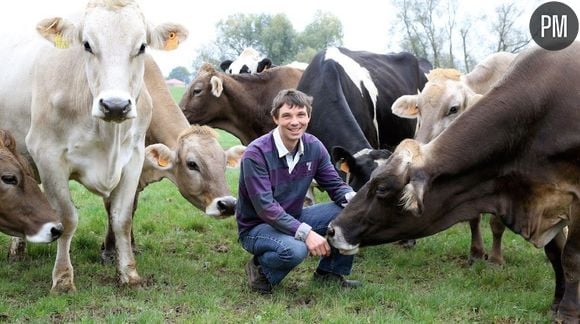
left=0, top=188, right=555, bottom=323
left=0, top=88, right=556, bottom=322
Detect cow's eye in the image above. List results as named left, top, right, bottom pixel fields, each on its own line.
left=138, top=43, right=147, bottom=55
left=1, top=175, right=17, bottom=185
left=375, top=184, right=387, bottom=196
left=83, top=41, right=93, bottom=54
left=448, top=105, right=459, bottom=115
left=192, top=88, right=202, bottom=96
left=187, top=161, right=200, bottom=171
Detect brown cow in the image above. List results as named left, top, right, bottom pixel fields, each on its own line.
left=390, top=52, right=517, bottom=264
left=180, top=63, right=304, bottom=145
left=0, top=129, right=62, bottom=243
left=328, top=43, right=580, bottom=322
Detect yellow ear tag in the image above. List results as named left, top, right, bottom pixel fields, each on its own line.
left=339, top=161, right=350, bottom=173
left=164, top=32, right=178, bottom=50
left=158, top=157, right=168, bottom=167
left=54, top=33, right=69, bottom=49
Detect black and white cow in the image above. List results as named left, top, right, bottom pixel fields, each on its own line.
left=297, top=47, right=430, bottom=190
left=219, top=48, right=274, bottom=74
left=219, top=47, right=307, bottom=75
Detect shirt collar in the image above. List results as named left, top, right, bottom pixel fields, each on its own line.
left=273, top=127, right=304, bottom=158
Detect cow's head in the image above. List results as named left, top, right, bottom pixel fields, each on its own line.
left=0, top=130, right=62, bottom=242
left=391, top=69, right=482, bottom=143
left=219, top=47, right=274, bottom=74
left=143, top=125, right=243, bottom=218
left=180, top=63, right=226, bottom=125
left=332, top=146, right=392, bottom=191
left=327, top=139, right=429, bottom=255
left=36, top=0, right=187, bottom=123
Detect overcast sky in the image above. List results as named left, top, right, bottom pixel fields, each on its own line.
left=0, top=0, right=576, bottom=75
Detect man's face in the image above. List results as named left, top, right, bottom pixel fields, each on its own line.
left=273, top=103, right=310, bottom=146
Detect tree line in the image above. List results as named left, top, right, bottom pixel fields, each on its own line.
left=168, top=1, right=536, bottom=82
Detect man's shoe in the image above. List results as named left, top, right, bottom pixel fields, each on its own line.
left=313, top=270, right=361, bottom=288
left=245, top=257, right=272, bottom=294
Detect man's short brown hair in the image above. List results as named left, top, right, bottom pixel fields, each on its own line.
left=271, top=89, right=313, bottom=118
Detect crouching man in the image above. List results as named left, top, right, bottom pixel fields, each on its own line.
left=236, top=89, right=359, bottom=294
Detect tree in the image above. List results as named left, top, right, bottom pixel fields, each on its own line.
left=294, top=11, right=343, bottom=64
left=214, top=13, right=297, bottom=64
left=298, top=11, right=343, bottom=51
left=259, top=14, right=297, bottom=64
left=391, top=0, right=532, bottom=72
left=392, top=0, right=445, bottom=68
left=191, top=12, right=343, bottom=70
left=490, top=2, right=531, bottom=53
left=191, top=41, right=230, bottom=74
left=168, top=66, right=191, bottom=84
left=444, top=0, right=457, bottom=68
left=215, top=13, right=270, bottom=56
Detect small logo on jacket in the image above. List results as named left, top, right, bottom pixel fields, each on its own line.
left=306, top=162, right=312, bottom=171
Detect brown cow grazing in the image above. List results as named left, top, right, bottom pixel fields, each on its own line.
left=327, top=43, right=579, bottom=322
left=390, top=52, right=517, bottom=264
left=0, top=129, right=62, bottom=243
left=180, top=63, right=304, bottom=145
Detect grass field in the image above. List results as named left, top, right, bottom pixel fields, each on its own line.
left=0, top=87, right=556, bottom=323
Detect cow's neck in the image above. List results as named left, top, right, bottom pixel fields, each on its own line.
left=220, top=78, right=275, bottom=144
left=144, top=55, right=189, bottom=149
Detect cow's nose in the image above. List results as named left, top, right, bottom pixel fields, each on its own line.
left=100, top=98, right=132, bottom=120
left=327, top=224, right=335, bottom=237
left=217, top=196, right=237, bottom=215
left=51, top=223, right=64, bottom=240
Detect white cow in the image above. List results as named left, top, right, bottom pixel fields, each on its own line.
left=0, top=0, right=187, bottom=293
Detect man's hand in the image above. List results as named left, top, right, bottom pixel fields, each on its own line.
left=305, top=230, right=331, bottom=257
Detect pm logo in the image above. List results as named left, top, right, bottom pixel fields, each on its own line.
left=530, top=1, right=578, bottom=51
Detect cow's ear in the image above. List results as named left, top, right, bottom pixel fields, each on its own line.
left=396, top=139, right=427, bottom=217
left=225, top=145, right=246, bottom=168
left=392, top=95, right=419, bottom=118
left=220, top=60, right=233, bottom=72
left=144, top=144, right=176, bottom=171
left=148, top=23, right=188, bottom=51
left=332, top=146, right=356, bottom=174
left=210, top=76, right=224, bottom=97
left=466, top=94, right=483, bottom=108
left=257, top=58, right=273, bottom=73
left=36, top=17, right=79, bottom=49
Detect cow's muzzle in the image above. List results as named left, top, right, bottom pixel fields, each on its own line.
left=99, top=98, right=133, bottom=122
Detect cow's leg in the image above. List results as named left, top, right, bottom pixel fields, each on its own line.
left=556, top=212, right=579, bottom=322
left=488, top=215, right=505, bottom=265
left=36, top=169, right=79, bottom=293
left=544, top=230, right=567, bottom=317
left=468, top=214, right=486, bottom=264
left=101, top=199, right=116, bottom=264
left=101, top=193, right=139, bottom=264
left=108, top=151, right=144, bottom=287
left=7, top=237, right=27, bottom=261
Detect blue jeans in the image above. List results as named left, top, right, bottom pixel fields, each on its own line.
left=240, top=202, right=354, bottom=286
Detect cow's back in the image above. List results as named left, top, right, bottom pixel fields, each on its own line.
left=298, top=47, right=423, bottom=156
left=0, top=33, right=48, bottom=161
left=298, top=49, right=375, bottom=154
